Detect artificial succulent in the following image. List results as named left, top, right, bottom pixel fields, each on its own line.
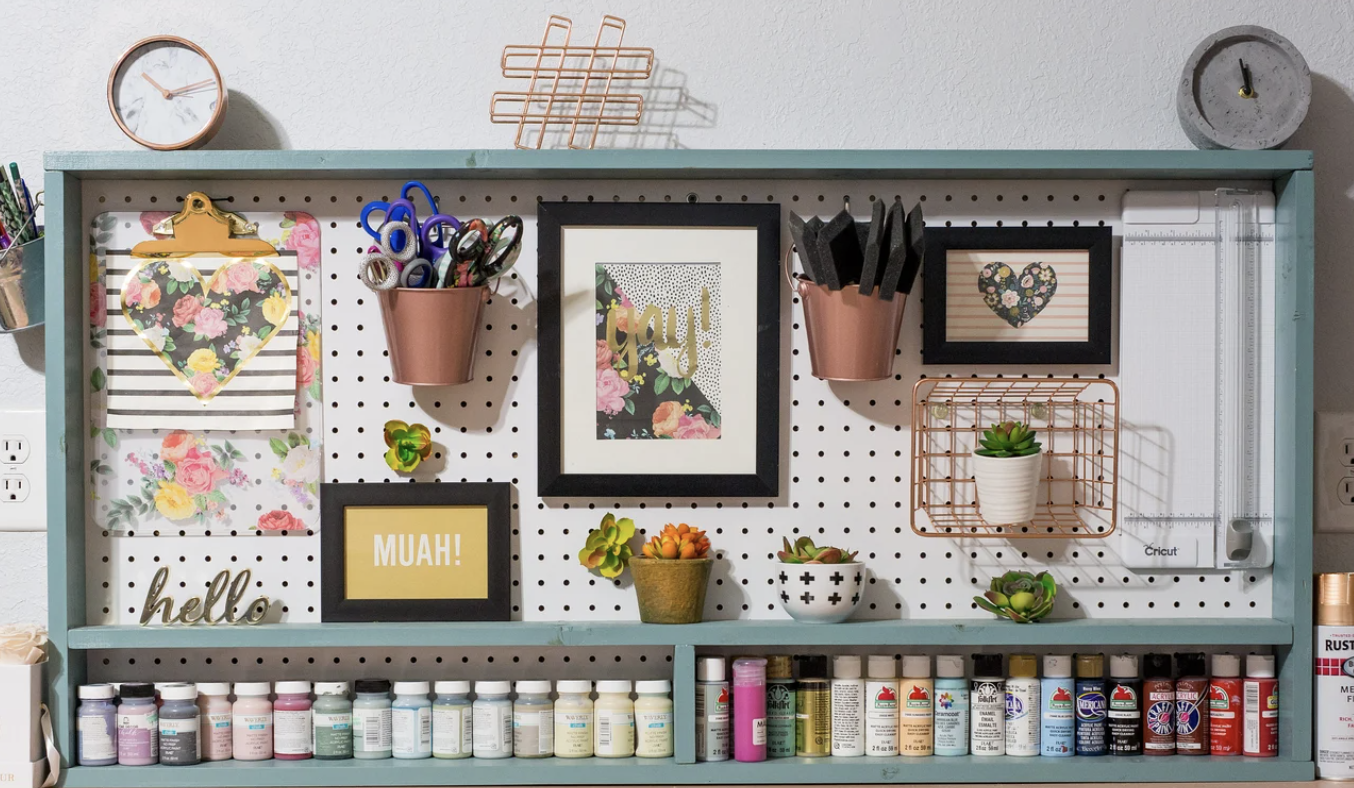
left=777, top=536, right=859, bottom=565
left=974, top=570, right=1057, bottom=623
left=383, top=420, right=432, bottom=472
left=642, top=523, right=711, bottom=560
left=975, top=421, right=1042, bottom=458
left=579, top=512, right=635, bottom=579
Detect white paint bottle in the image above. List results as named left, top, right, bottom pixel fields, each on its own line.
left=1317, top=572, right=1354, bottom=779
left=831, top=655, right=865, bottom=757
left=1004, top=654, right=1040, bottom=757
left=864, top=655, right=899, bottom=756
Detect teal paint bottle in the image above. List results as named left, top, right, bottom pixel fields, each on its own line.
left=933, top=655, right=969, bottom=756
left=1040, top=655, right=1074, bottom=756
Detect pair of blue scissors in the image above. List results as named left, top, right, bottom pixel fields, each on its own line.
left=359, top=181, right=461, bottom=264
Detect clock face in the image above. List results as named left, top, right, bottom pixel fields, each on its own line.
left=110, top=38, right=224, bottom=150
left=1177, top=26, right=1310, bottom=150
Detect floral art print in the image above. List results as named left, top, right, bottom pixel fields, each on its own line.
left=977, top=261, right=1058, bottom=329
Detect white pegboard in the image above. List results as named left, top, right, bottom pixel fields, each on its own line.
left=82, top=177, right=1273, bottom=626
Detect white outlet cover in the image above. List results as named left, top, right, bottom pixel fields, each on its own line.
left=0, top=410, right=44, bottom=531
left=1317, top=412, right=1354, bottom=533
left=1120, top=518, right=1214, bottom=569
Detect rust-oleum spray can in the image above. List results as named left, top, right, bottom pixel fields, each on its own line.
left=1174, top=653, right=1210, bottom=755
left=1317, top=572, right=1354, bottom=778
left=1243, top=653, right=1278, bottom=757
left=1208, top=654, right=1243, bottom=756
left=1142, top=653, right=1175, bottom=755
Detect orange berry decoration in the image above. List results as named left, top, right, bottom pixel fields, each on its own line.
left=642, top=522, right=711, bottom=561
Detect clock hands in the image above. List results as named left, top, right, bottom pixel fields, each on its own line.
left=140, top=72, right=172, bottom=99
left=1238, top=58, right=1256, bottom=99
left=166, top=79, right=215, bottom=97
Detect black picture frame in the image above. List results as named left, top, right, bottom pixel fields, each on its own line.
left=320, top=482, right=512, bottom=622
left=537, top=201, right=781, bottom=498
left=922, top=226, right=1113, bottom=365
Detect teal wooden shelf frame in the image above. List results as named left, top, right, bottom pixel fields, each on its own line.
left=44, top=149, right=1315, bottom=785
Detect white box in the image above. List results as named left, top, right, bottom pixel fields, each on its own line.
left=0, top=662, right=42, bottom=762
left=0, top=758, right=48, bottom=788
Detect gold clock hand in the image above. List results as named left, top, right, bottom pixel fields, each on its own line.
left=141, top=72, right=172, bottom=99
left=167, top=79, right=215, bottom=97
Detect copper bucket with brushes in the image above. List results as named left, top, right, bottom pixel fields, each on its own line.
left=378, top=285, right=490, bottom=386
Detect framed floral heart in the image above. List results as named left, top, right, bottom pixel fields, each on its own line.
left=922, top=226, right=1113, bottom=365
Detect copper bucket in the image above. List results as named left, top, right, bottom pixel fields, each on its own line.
left=378, top=285, right=489, bottom=386
left=789, top=248, right=907, bottom=381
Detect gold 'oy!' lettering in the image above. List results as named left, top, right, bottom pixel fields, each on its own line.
left=139, top=566, right=272, bottom=626
left=605, top=287, right=712, bottom=378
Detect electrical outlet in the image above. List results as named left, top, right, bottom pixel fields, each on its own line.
left=1317, top=412, right=1354, bottom=532
left=0, top=410, right=43, bottom=531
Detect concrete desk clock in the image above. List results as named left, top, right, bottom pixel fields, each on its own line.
left=1177, top=25, right=1310, bottom=150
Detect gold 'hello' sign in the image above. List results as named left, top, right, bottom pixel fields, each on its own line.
left=139, top=566, right=272, bottom=626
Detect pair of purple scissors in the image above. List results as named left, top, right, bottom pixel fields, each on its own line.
left=359, top=181, right=461, bottom=261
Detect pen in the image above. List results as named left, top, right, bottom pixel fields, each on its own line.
left=15, top=179, right=34, bottom=243
left=0, top=170, right=22, bottom=246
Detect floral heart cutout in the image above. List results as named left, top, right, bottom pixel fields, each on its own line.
left=977, top=262, right=1058, bottom=329
left=121, top=257, right=293, bottom=402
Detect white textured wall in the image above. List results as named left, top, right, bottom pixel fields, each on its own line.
left=2, top=0, right=1353, bottom=623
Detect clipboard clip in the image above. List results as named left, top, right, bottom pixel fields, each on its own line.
left=131, top=192, right=277, bottom=258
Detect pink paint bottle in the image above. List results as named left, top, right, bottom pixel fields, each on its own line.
left=274, top=681, right=313, bottom=760
left=733, top=658, right=768, bottom=762
left=232, top=682, right=274, bottom=761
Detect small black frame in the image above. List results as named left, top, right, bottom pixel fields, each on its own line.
left=922, top=226, right=1113, bottom=365
left=536, top=201, right=781, bottom=497
left=320, top=482, right=512, bottom=622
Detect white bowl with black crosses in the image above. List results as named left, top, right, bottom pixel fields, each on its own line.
left=775, top=562, right=866, bottom=624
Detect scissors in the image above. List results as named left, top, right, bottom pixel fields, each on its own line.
left=358, top=221, right=417, bottom=291
left=359, top=180, right=460, bottom=260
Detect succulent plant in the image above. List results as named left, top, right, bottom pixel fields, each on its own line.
left=777, top=536, right=859, bottom=565
left=974, top=570, right=1057, bottom=623
left=642, top=523, right=711, bottom=560
left=579, top=513, right=636, bottom=579
left=975, top=421, right=1042, bottom=458
left=383, top=420, right=432, bottom=472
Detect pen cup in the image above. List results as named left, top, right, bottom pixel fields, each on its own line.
left=792, top=274, right=906, bottom=381
left=378, top=284, right=490, bottom=386
left=0, top=234, right=44, bottom=333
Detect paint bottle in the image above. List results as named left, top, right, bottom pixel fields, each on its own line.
left=899, top=655, right=933, bottom=757
left=1174, top=652, right=1210, bottom=755
left=1005, top=654, right=1039, bottom=757
left=732, top=658, right=767, bottom=762
left=77, top=684, right=118, bottom=767
left=352, top=679, right=393, bottom=760
left=513, top=680, right=554, bottom=759
left=1317, top=572, right=1354, bottom=778
left=635, top=679, right=675, bottom=759
left=1243, top=653, right=1279, bottom=757
left=970, top=653, right=1005, bottom=756
left=432, top=681, right=472, bottom=760
left=197, top=682, right=232, bottom=762
left=1108, top=654, right=1142, bottom=755
left=864, top=655, right=899, bottom=757
left=696, top=656, right=730, bottom=761
left=116, top=682, right=158, bottom=765
left=1040, top=655, right=1074, bottom=757
left=313, top=682, right=353, bottom=760
left=1209, top=654, right=1243, bottom=755
left=392, top=681, right=433, bottom=759
left=765, top=655, right=796, bottom=759
left=831, top=655, right=865, bottom=757
left=553, top=680, right=593, bottom=759
left=158, top=684, right=200, bottom=766
left=795, top=654, right=831, bottom=757
left=594, top=680, right=635, bottom=757
left=1074, top=653, right=1107, bottom=756
left=274, top=681, right=313, bottom=761
left=933, top=654, right=969, bottom=756
left=1142, top=653, right=1175, bottom=755
left=472, top=681, right=513, bottom=759
left=232, top=682, right=273, bottom=761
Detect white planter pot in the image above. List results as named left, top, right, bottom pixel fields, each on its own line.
left=972, top=451, right=1044, bottom=526
left=776, top=562, right=866, bottom=624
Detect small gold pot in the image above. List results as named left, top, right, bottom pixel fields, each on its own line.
left=630, top=557, right=712, bottom=624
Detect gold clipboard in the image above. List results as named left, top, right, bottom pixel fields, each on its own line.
left=131, top=192, right=278, bottom=258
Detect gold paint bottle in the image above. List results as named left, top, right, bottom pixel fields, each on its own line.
left=795, top=654, right=831, bottom=757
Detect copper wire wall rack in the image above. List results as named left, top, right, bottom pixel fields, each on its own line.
left=911, top=377, right=1120, bottom=538
left=490, top=15, right=655, bottom=150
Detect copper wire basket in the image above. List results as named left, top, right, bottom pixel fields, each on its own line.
left=911, top=377, right=1119, bottom=538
